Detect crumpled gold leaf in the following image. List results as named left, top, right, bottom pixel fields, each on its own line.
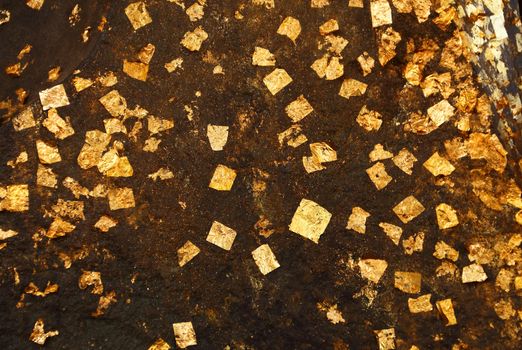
left=0, top=184, right=29, bottom=212
left=467, top=133, right=507, bottom=173
left=77, top=130, right=111, bottom=169
left=29, top=319, right=58, bottom=345
left=392, top=195, right=425, bottom=223
left=370, top=0, right=393, bottom=28
left=39, top=84, right=69, bottom=111
left=209, top=164, right=237, bottom=191
left=339, top=79, right=368, bottom=100
left=263, top=68, right=293, bottom=95
left=436, top=203, right=459, bottom=229
left=277, top=16, right=301, bottom=42
left=178, top=240, right=200, bottom=267
left=359, top=259, right=388, bottom=283
left=408, top=294, right=432, bottom=313
left=207, top=125, right=229, bottom=151
left=366, top=162, right=392, bottom=190
left=181, top=26, right=208, bottom=51
left=79, top=271, right=103, bottom=295
left=43, top=108, right=75, bottom=139
left=107, top=187, right=135, bottom=210
left=436, top=298, right=457, bottom=326
left=172, top=322, right=197, bottom=348
left=206, top=221, right=237, bottom=251
left=45, top=217, right=75, bottom=239
left=394, top=271, right=422, bottom=293
left=423, top=152, right=455, bottom=176
left=285, top=95, right=313, bottom=122
left=378, top=27, right=401, bottom=66
left=346, top=207, right=370, bottom=234
left=92, top=291, right=117, bottom=317
left=289, top=199, right=332, bottom=244
left=392, top=148, right=417, bottom=175
left=94, top=215, right=118, bottom=233
left=148, top=339, right=171, bottom=350
left=252, top=47, right=276, bottom=66
left=36, top=139, right=61, bottom=164
left=252, top=244, right=280, bottom=275
left=379, top=222, right=403, bottom=245
left=125, top=1, right=152, bottom=30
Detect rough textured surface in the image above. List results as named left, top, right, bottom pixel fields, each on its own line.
left=1, top=0, right=522, bottom=349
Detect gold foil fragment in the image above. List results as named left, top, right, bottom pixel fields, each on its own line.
left=423, top=152, right=455, bottom=176
left=402, top=232, right=424, bottom=254
left=0, top=184, right=29, bottom=212
left=433, top=241, right=459, bottom=262
left=252, top=47, right=276, bottom=66
left=99, top=90, right=127, bottom=117
left=461, top=264, right=487, bottom=283
left=207, top=125, right=229, bottom=151
left=319, top=19, right=338, bottom=35
left=378, top=27, right=401, bottom=66
left=357, top=52, right=375, bottom=76
left=12, top=107, right=36, bottom=131
left=147, top=115, right=174, bottom=134
left=186, top=2, right=205, bottom=21
left=148, top=339, right=171, bottom=350
left=72, top=77, right=93, bottom=92
left=39, top=84, right=70, bottom=110
left=92, top=291, right=117, bottom=317
left=172, top=322, right=197, bottom=348
left=369, top=144, right=393, bottom=162
left=78, top=271, right=103, bottom=294
left=436, top=299, right=457, bottom=326
left=94, top=215, right=118, bottom=233
left=285, top=95, right=313, bottom=122
left=379, top=222, right=403, bottom=245
left=317, top=302, right=345, bottom=324
left=45, top=217, right=75, bottom=239
left=206, top=221, right=237, bottom=250
left=178, top=240, right=200, bottom=267
left=374, top=328, right=395, bottom=350
left=392, top=195, right=425, bottom=223
left=427, top=100, right=454, bottom=127
left=277, top=16, right=301, bottom=42
left=148, top=168, right=174, bottom=181
left=346, top=207, right=370, bottom=234
left=392, top=148, right=417, bottom=175
left=467, top=133, right=507, bottom=173
left=435, top=203, right=459, bottom=229
left=394, top=271, right=422, bottom=293
left=43, top=108, right=74, bottom=139
left=165, top=57, right=183, bottom=73
left=357, top=106, right=382, bottom=132
left=107, top=187, right=135, bottom=210
left=181, top=26, right=208, bottom=51
left=358, top=259, right=388, bottom=283
left=289, top=199, right=332, bottom=244
left=339, top=79, right=368, bottom=100
left=36, top=140, right=61, bottom=164
left=370, top=0, right=393, bottom=28
left=252, top=244, right=280, bottom=275
left=125, top=2, right=152, bottom=30
left=408, top=294, right=433, bottom=313
left=303, top=156, right=326, bottom=173
left=366, top=162, right=392, bottom=190
left=263, top=68, right=293, bottom=95
left=209, top=164, right=237, bottom=191
left=25, top=281, right=59, bottom=297
left=123, top=60, right=148, bottom=81
left=278, top=125, right=308, bottom=148
left=29, top=319, right=58, bottom=345
left=143, top=137, right=161, bottom=152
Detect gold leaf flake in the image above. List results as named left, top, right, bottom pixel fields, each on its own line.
left=289, top=199, right=332, bottom=244
left=173, top=322, right=197, bottom=348
left=346, top=207, right=370, bottom=234
left=263, top=68, right=293, bottom=95
left=285, top=95, right=313, bottom=122
left=25, top=281, right=59, bottom=297
left=404, top=112, right=438, bottom=135
left=207, top=125, right=229, bottom=151
left=427, top=100, right=454, bottom=127
left=378, top=27, right=401, bottom=66
left=461, top=264, right=487, bottom=283
left=420, top=72, right=454, bottom=98
left=356, top=105, right=382, bottom=132
left=206, top=221, right=237, bottom=251
left=165, top=57, right=184, bottom=73
left=496, top=269, right=513, bottom=292
left=99, top=90, right=127, bottom=117
left=311, top=0, right=330, bottom=8
left=26, top=0, right=45, bottom=10
left=391, top=0, right=412, bottom=13
left=402, top=232, right=424, bottom=255
left=94, top=215, right=118, bottom=233
left=494, top=299, right=516, bottom=320
left=125, top=2, right=152, bottom=30
left=36, top=140, right=61, bottom=164
left=324, top=35, right=348, bottom=56
left=92, top=290, right=117, bottom=317
left=7, top=151, right=28, bottom=168
left=123, top=60, right=149, bottom=81
left=319, top=19, right=338, bottom=35
left=357, top=52, right=375, bottom=76
left=423, top=152, right=455, bottom=176
left=97, top=71, right=118, bottom=87
left=392, top=195, right=425, bottom=224
left=186, top=2, right=204, bottom=21
left=317, top=302, right=345, bottom=324
left=339, top=79, right=368, bottom=100
left=107, top=187, right=135, bottom=210
left=178, top=240, right=200, bottom=267
left=408, top=294, right=433, bottom=313
left=62, top=177, right=89, bottom=198
left=394, top=271, right=422, bottom=293
left=436, top=299, right=457, bottom=326
left=47, top=66, right=61, bottom=82
left=325, top=56, right=344, bottom=80
left=278, top=125, right=308, bottom=148
left=392, top=148, right=417, bottom=175
left=45, top=217, right=75, bottom=239
left=148, top=339, right=171, bottom=350
left=79, top=271, right=103, bottom=294
left=209, top=164, right=237, bottom=191
left=43, top=108, right=74, bottom=139
left=39, top=84, right=70, bottom=111
left=102, top=154, right=134, bottom=178
left=148, top=168, right=174, bottom=181
left=310, top=142, right=337, bottom=163
left=467, top=133, right=507, bottom=173
left=433, top=241, right=459, bottom=262
left=366, top=162, right=392, bottom=190
left=77, top=130, right=111, bottom=169
left=374, top=328, right=395, bottom=350
left=435, top=203, right=459, bottom=229
left=302, top=156, right=326, bottom=173
left=358, top=259, right=388, bottom=283
left=311, top=55, right=329, bottom=78
left=147, top=115, right=174, bottom=134
left=72, top=77, right=94, bottom=92
left=252, top=0, right=275, bottom=9
left=379, top=222, right=403, bottom=245
left=12, top=107, right=36, bottom=131
left=0, top=228, right=18, bottom=240
left=369, top=144, right=393, bottom=162
left=370, top=0, right=393, bottom=28
left=252, top=47, right=276, bottom=66
left=50, top=199, right=84, bottom=221
left=104, top=118, right=127, bottom=135
left=277, top=16, right=301, bottom=42
left=252, top=244, right=280, bottom=275
left=0, top=184, right=29, bottom=212
left=143, top=137, right=161, bottom=152
left=181, top=26, right=208, bottom=51
left=29, top=319, right=58, bottom=345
